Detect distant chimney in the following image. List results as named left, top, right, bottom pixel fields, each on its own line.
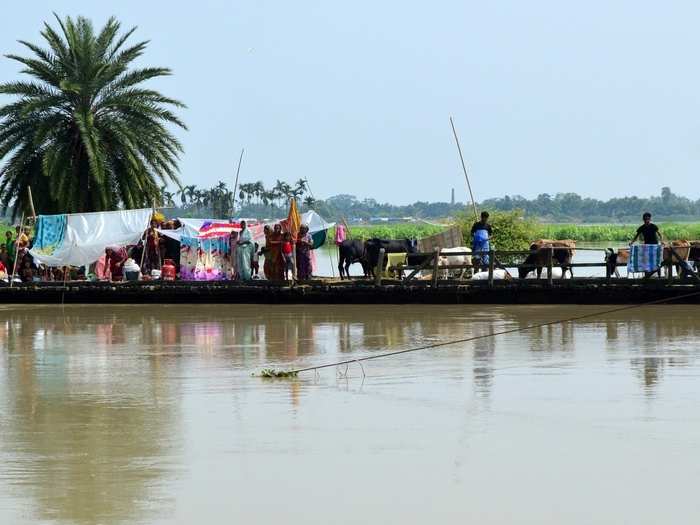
left=451, top=188, right=455, bottom=205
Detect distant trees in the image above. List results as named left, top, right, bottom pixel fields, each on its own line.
left=481, top=187, right=700, bottom=222
left=158, top=185, right=700, bottom=223
left=166, top=179, right=313, bottom=218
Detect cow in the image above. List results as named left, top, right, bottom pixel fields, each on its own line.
left=337, top=239, right=370, bottom=279
left=605, top=241, right=692, bottom=278
left=517, top=239, right=576, bottom=279
left=364, top=238, right=419, bottom=278
left=438, top=247, right=472, bottom=279
left=604, top=248, right=629, bottom=278
left=664, top=240, right=691, bottom=277
left=689, top=241, right=700, bottom=271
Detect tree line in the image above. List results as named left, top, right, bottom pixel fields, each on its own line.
left=481, top=187, right=700, bottom=222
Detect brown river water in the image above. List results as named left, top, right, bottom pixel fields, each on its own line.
left=1, top=303, right=700, bottom=524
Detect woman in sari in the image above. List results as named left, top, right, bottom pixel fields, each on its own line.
left=105, top=246, right=128, bottom=282
left=265, top=223, right=284, bottom=280
left=296, top=224, right=313, bottom=280
left=236, top=221, right=255, bottom=281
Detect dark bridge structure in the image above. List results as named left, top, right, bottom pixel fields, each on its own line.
left=2, top=247, right=700, bottom=305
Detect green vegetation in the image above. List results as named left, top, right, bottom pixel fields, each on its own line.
left=534, top=223, right=700, bottom=242
left=482, top=187, right=700, bottom=223
left=258, top=368, right=298, bottom=378
left=454, top=210, right=537, bottom=264
left=174, top=179, right=312, bottom=219
left=342, top=223, right=445, bottom=241
left=0, top=14, right=185, bottom=218
left=333, top=215, right=700, bottom=247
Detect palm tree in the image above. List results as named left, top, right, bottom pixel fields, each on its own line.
left=295, top=178, right=308, bottom=196
left=0, top=14, right=186, bottom=217
left=303, top=196, right=315, bottom=209
left=178, top=184, right=196, bottom=206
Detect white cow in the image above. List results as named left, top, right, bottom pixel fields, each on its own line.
left=471, top=269, right=510, bottom=280
left=524, top=267, right=570, bottom=279
left=438, top=247, right=472, bottom=279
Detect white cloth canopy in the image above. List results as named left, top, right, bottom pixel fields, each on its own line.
left=30, top=209, right=152, bottom=268
left=301, top=210, right=334, bottom=234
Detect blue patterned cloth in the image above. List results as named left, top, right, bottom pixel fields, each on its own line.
left=628, top=244, right=663, bottom=273
left=32, top=214, right=67, bottom=256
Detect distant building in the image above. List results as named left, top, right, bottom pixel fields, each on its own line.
left=451, top=188, right=455, bottom=205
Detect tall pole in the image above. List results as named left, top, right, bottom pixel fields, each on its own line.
left=231, top=148, right=245, bottom=217
left=450, top=116, right=479, bottom=222
left=27, top=186, right=37, bottom=221
left=9, top=213, right=25, bottom=288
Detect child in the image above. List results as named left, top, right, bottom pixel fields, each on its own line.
left=251, top=242, right=260, bottom=277
left=281, top=232, right=294, bottom=281
left=21, top=260, right=33, bottom=282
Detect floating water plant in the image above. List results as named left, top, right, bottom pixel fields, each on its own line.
left=258, top=368, right=298, bottom=378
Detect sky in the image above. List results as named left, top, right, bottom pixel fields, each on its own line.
left=2, top=1, right=700, bottom=204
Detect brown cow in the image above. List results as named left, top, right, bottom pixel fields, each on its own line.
left=518, top=239, right=576, bottom=279
left=664, top=240, right=691, bottom=277
left=606, top=241, right=691, bottom=278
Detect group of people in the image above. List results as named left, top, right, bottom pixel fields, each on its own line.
left=0, top=225, right=50, bottom=282
left=101, top=218, right=316, bottom=283
left=259, top=223, right=314, bottom=281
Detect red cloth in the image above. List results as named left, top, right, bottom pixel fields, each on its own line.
left=282, top=241, right=293, bottom=255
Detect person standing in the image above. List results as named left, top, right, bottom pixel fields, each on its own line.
left=236, top=220, right=255, bottom=281
left=470, top=211, right=493, bottom=271
left=145, top=219, right=161, bottom=272
left=630, top=212, right=662, bottom=246
left=296, top=224, right=313, bottom=280
left=266, top=224, right=284, bottom=280
left=629, top=212, right=663, bottom=278
left=5, top=230, right=15, bottom=269
left=281, top=232, right=294, bottom=281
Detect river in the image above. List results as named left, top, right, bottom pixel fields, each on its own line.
left=1, top=303, right=699, bottom=524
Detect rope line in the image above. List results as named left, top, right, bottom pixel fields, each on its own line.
left=287, top=290, right=700, bottom=374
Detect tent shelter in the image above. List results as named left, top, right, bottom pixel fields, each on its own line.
left=30, top=209, right=152, bottom=268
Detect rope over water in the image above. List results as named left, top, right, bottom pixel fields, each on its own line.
left=280, top=290, right=700, bottom=375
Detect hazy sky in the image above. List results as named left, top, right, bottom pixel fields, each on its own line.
left=2, top=1, right=700, bottom=204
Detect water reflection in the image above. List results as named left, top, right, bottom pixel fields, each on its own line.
left=1, top=310, right=181, bottom=525
left=1, top=304, right=700, bottom=524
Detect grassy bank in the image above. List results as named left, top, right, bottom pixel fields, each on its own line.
left=341, top=223, right=446, bottom=241
left=339, top=219, right=700, bottom=245
left=534, top=223, right=700, bottom=242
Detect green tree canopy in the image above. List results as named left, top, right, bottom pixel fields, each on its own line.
left=0, top=14, right=186, bottom=217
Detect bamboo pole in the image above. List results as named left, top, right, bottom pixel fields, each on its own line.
left=232, top=148, right=245, bottom=216
left=27, top=186, right=37, bottom=221
left=432, top=247, right=440, bottom=288
left=449, top=116, right=479, bottom=222
left=9, top=213, right=25, bottom=288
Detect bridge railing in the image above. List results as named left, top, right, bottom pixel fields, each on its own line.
left=374, top=247, right=683, bottom=287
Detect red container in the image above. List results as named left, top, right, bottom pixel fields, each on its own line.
left=162, top=259, right=176, bottom=281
